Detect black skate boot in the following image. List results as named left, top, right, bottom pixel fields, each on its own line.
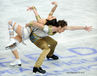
left=47, top=55, right=59, bottom=60
left=33, top=67, right=46, bottom=74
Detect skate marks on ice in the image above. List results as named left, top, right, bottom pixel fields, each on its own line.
left=0, top=47, right=97, bottom=76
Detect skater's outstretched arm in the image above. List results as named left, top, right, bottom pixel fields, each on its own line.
left=48, top=1, right=58, bottom=17
left=27, top=6, right=41, bottom=22
left=26, top=20, right=59, bottom=34
left=65, top=26, right=92, bottom=32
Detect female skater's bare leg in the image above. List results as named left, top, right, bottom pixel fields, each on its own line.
left=7, top=20, right=23, bottom=66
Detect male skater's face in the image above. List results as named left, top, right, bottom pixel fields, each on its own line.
left=57, top=26, right=66, bottom=33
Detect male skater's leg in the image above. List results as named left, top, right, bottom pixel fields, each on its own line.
left=32, top=39, right=50, bottom=74
left=43, top=36, right=58, bottom=60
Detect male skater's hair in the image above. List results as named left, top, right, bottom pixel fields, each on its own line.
left=58, top=20, right=67, bottom=27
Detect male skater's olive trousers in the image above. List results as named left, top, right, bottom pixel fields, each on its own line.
left=33, top=36, right=57, bottom=67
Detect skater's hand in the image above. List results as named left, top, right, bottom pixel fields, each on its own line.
left=27, top=6, right=32, bottom=11
left=84, top=26, right=92, bottom=32
left=51, top=1, right=58, bottom=6
left=27, top=6, right=35, bottom=11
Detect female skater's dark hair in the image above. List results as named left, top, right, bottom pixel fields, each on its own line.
left=45, top=19, right=67, bottom=27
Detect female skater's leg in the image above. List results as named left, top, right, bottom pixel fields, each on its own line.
left=7, top=21, right=23, bottom=66
left=9, top=35, right=22, bottom=66
left=6, top=20, right=24, bottom=48
left=8, top=20, right=23, bottom=37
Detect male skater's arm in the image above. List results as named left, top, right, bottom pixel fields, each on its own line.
left=26, top=21, right=58, bottom=35
left=65, top=26, right=92, bottom=32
